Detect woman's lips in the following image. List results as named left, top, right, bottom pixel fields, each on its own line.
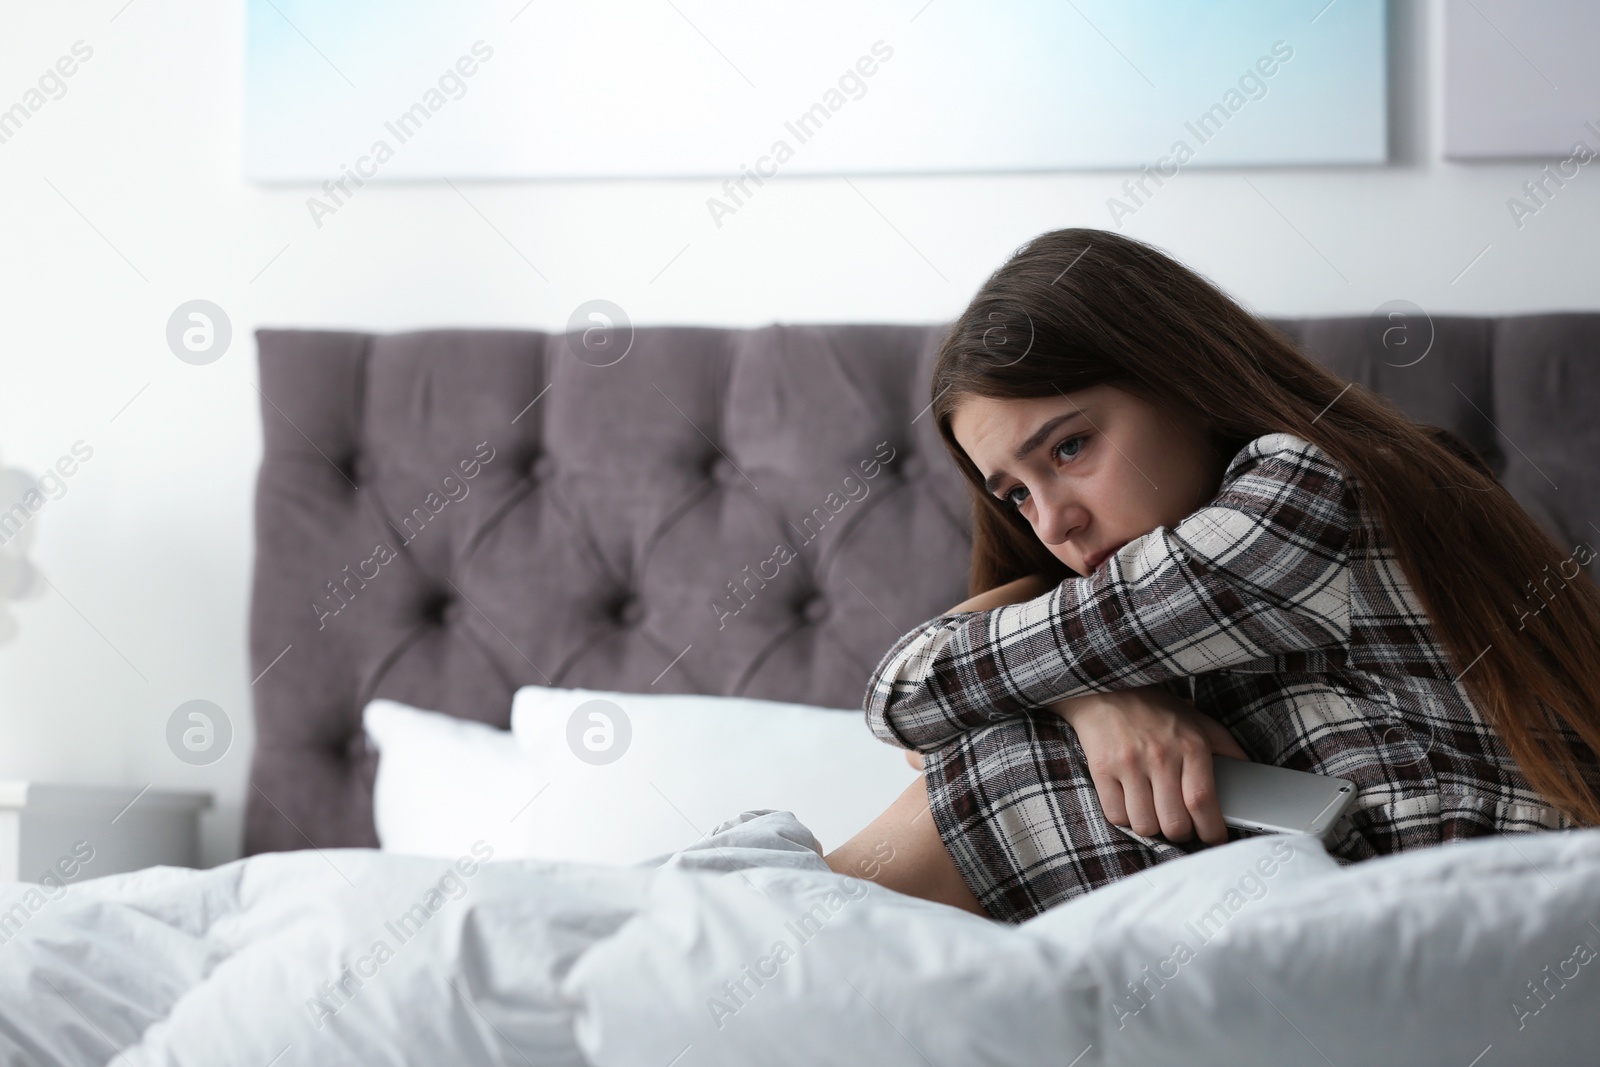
left=1084, top=541, right=1129, bottom=572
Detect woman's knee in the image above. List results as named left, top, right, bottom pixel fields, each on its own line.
left=930, top=715, right=1091, bottom=795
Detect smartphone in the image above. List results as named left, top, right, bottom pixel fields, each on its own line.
left=1212, top=755, right=1355, bottom=838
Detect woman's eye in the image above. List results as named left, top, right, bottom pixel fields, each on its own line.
left=1001, top=435, right=1087, bottom=509
left=1055, top=435, right=1086, bottom=462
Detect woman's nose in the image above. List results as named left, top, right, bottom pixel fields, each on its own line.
left=1031, top=487, right=1084, bottom=545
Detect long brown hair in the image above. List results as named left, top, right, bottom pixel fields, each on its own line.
left=930, top=227, right=1600, bottom=827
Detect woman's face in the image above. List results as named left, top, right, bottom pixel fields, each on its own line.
left=950, top=383, right=1228, bottom=577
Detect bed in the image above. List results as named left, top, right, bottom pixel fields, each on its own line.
left=3, top=315, right=1599, bottom=1065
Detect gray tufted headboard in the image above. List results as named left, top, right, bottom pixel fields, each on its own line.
left=245, top=314, right=1600, bottom=854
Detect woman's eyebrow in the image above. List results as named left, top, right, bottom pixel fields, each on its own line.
left=982, top=408, right=1092, bottom=494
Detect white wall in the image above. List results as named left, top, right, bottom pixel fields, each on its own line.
left=0, top=0, right=1595, bottom=868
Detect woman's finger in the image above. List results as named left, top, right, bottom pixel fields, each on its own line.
left=1152, top=759, right=1196, bottom=842
left=1087, top=766, right=1129, bottom=828
left=1183, top=748, right=1229, bottom=846
left=1120, top=775, right=1161, bottom=838
left=1196, top=715, right=1251, bottom=761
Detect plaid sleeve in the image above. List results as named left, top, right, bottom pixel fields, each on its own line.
left=864, top=434, right=1354, bottom=752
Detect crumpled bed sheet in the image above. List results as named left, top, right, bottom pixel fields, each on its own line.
left=0, top=810, right=1595, bottom=1067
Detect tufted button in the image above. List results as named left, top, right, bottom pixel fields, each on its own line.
left=339, top=453, right=362, bottom=488
left=708, top=457, right=737, bottom=485
left=899, top=454, right=922, bottom=478
left=799, top=594, right=829, bottom=624
left=419, top=590, right=452, bottom=626
left=530, top=455, right=556, bottom=481
left=614, top=593, right=644, bottom=626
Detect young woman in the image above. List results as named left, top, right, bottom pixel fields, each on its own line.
left=824, top=228, right=1600, bottom=924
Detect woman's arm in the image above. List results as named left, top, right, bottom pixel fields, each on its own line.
left=865, top=437, right=1354, bottom=753
left=1049, top=686, right=1249, bottom=845
left=906, top=679, right=1254, bottom=847
left=898, top=573, right=1056, bottom=770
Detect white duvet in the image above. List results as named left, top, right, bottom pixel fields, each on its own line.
left=1, top=811, right=1596, bottom=1067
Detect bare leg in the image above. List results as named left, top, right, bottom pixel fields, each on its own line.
left=824, top=772, right=990, bottom=918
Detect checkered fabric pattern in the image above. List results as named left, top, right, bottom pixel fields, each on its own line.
left=864, top=432, right=1596, bottom=924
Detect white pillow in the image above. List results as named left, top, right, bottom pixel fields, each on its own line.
left=364, top=690, right=919, bottom=866
left=509, top=685, right=918, bottom=865
left=363, top=698, right=543, bottom=859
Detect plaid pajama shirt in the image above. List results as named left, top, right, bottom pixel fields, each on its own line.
left=864, top=432, right=1596, bottom=924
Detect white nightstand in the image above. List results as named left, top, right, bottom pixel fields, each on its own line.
left=0, top=781, right=213, bottom=884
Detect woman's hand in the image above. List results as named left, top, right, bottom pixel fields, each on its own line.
left=1048, top=685, right=1249, bottom=846
left=946, top=572, right=1057, bottom=615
